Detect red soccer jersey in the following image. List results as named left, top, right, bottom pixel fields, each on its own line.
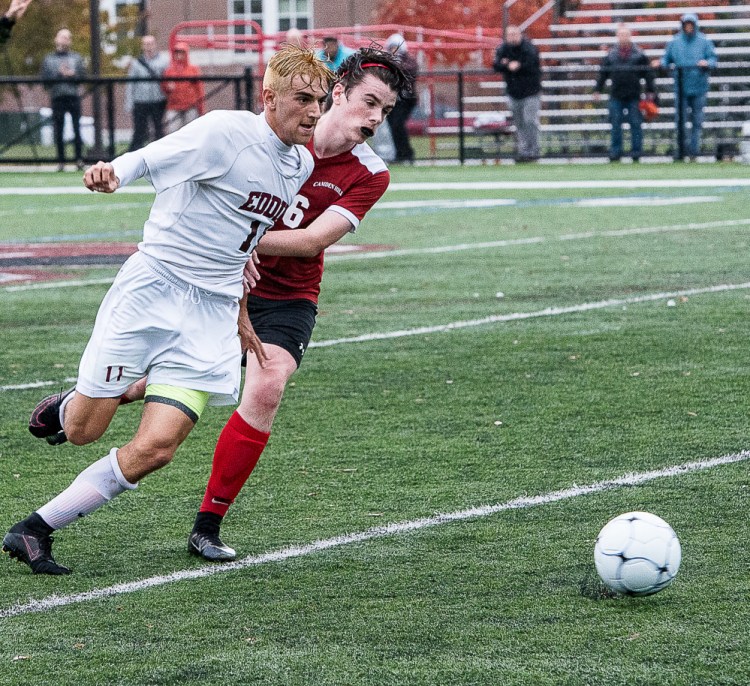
left=251, top=140, right=390, bottom=303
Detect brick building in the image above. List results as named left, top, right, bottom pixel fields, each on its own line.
left=106, top=0, right=379, bottom=59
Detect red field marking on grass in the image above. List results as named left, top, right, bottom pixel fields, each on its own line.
left=0, top=269, right=79, bottom=284
left=0, top=242, right=396, bottom=284
left=0, top=242, right=138, bottom=260
left=0, top=242, right=138, bottom=284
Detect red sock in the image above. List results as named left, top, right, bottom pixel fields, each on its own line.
left=200, top=411, right=270, bottom=517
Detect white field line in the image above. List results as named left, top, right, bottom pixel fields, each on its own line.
left=373, top=196, right=720, bottom=212
left=0, top=202, right=150, bottom=217
left=0, top=195, right=721, bottom=225
left=2, top=179, right=750, bottom=195
left=0, top=197, right=718, bottom=247
left=0, top=186, right=155, bottom=196
left=0, top=377, right=77, bottom=392
left=385, top=179, right=750, bottom=191
left=2, top=216, right=747, bottom=292
left=326, top=217, right=750, bottom=262
left=3, top=282, right=749, bottom=393
left=3, top=278, right=115, bottom=292
left=307, top=282, right=750, bottom=348
left=1, top=449, right=748, bottom=620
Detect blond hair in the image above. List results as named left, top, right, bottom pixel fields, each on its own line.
left=263, top=44, right=334, bottom=93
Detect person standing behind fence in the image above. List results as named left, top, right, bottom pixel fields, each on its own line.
left=162, top=42, right=205, bottom=133
left=595, top=25, right=655, bottom=162
left=126, top=35, right=169, bottom=151
left=40, top=29, right=86, bottom=171
left=385, top=33, right=419, bottom=164
left=660, top=13, right=716, bottom=161
left=493, top=26, right=543, bottom=163
left=316, top=36, right=355, bottom=72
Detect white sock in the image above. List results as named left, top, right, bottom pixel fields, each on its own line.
left=37, top=448, right=138, bottom=530
left=58, top=390, right=75, bottom=431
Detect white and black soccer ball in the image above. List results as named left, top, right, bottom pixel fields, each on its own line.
left=594, top=511, right=681, bottom=596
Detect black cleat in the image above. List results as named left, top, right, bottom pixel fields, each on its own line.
left=188, top=530, right=236, bottom=562
left=29, top=387, right=74, bottom=444
left=3, top=520, right=71, bottom=575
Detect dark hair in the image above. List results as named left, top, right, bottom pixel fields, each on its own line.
left=328, top=46, right=414, bottom=108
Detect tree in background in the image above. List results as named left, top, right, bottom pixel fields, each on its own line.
left=0, top=0, right=139, bottom=76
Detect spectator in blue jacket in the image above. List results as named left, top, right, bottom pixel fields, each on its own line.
left=661, top=13, right=717, bottom=160
left=316, top=36, right=355, bottom=72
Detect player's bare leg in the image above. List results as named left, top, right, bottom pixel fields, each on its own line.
left=116, top=400, right=195, bottom=482
left=5, top=400, right=196, bottom=574
left=29, top=385, right=142, bottom=447
left=189, top=344, right=297, bottom=561
left=62, top=393, right=122, bottom=446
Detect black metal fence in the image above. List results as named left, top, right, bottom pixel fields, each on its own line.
left=0, top=71, right=254, bottom=164
left=420, top=62, right=750, bottom=163
left=0, top=62, right=748, bottom=165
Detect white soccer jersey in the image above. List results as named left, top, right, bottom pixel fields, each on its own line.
left=111, top=110, right=314, bottom=298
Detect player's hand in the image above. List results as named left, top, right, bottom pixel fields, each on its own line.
left=238, top=309, right=268, bottom=368
left=697, top=59, right=709, bottom=69
left=243, top=252, right=261, bottom=292
left=5, top=0, right=32, bottom=21
left=84, top=161, right=120, bottom=193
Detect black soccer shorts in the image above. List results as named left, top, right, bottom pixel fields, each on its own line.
left=246, top=295, right=318, bottom=368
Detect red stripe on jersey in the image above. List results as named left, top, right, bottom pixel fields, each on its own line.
left=252, top=141, right=389, bottom=304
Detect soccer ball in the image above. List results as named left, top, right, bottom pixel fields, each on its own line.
left=594, top=511, right=681, bottom=596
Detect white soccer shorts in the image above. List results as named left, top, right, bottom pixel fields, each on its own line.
left=76, top=252, right=241, bottom=406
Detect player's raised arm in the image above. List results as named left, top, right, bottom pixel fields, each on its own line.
left=83, top=161, right=120, bottom=193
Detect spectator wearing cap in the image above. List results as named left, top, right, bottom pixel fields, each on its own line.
left=385, top=33, right=419, bottom=164
left=661, top=13, right=717, bottom=160
left=161, top=41, right=205, bottom=133
left=316, top=36, right=355, bottom=71
left=595, top=24, right=655, bottom=162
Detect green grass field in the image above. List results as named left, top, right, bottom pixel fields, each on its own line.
left=1, top=162, right=750, bottom=685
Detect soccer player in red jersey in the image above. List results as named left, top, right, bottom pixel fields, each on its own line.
left=7, top=46, right=332, bottom=575
left=189, top=47, right=414, bottom=560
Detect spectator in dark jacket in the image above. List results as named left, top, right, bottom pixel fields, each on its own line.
left=385, top=33, right=419, bottom=164
left=40, top=28, right=87, bottom=171
left=493, top=26, right=542, bottom=162
left=0, top=0, right=31, bottom=45
left=595, top=24, right=655, bottom=162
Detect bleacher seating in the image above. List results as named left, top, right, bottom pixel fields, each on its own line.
left=461, top=0, right=750, bottom=159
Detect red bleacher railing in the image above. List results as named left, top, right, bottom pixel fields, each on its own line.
left=168, top=22, right=504, bottom=73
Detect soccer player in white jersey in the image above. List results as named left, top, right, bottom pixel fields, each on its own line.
left=3, top=45, right=334, bottom=575
left=188, top=47, right=413, bottom=560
